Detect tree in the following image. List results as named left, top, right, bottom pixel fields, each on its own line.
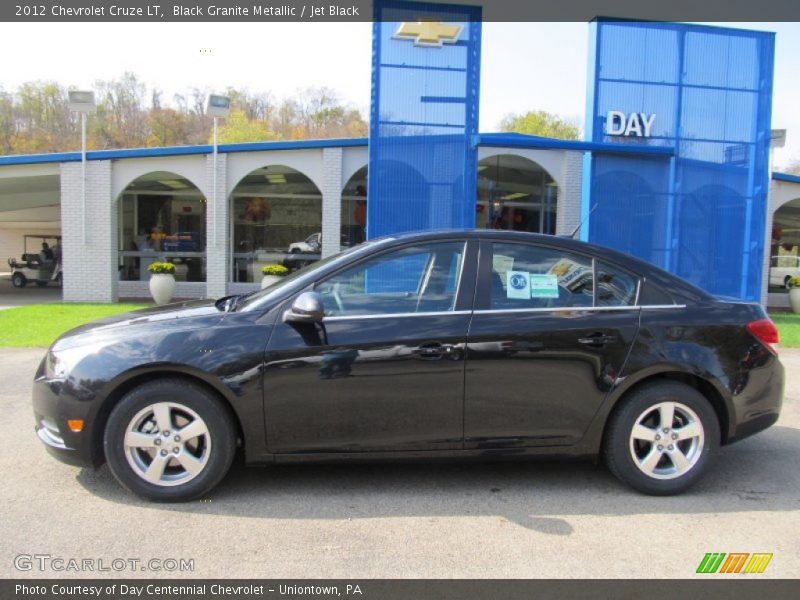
left=0, top=87, right=16, bottom=154
left=11, top=81, right=76, bottom=153
left=499, top=110, right=580, bottom=140
left=0, top=75, right=369, bottom=154
left=215, top=109, right=274, bottom=144
left=91, top=72, right=149, bottom=149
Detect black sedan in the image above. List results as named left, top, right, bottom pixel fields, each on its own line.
left=33, top=230, right=784, bottom=501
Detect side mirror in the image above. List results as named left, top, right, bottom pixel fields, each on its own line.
left=283, top=291, right=325, bottom=324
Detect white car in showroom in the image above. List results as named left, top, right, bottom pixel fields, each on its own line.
left=769, top=255, right=800, bottom=288
left=287, top=232, right=321, bottom=254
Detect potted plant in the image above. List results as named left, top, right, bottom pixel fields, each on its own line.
left=148, top=261, right=176, bottom=305
left=261, top=263, right=289, bottom=288
left=789, top=276, right=800, bottom=313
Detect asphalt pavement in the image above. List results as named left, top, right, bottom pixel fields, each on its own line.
left=0, top=347, right=798, bottom=579
left=0, top=275, right=62, bottom=310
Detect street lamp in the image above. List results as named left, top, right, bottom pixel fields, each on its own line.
left=206, top=94, right=231, bottom=248
left=68, top=90, right=96, bottom=245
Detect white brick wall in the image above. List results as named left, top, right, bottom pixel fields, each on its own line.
left=321, top=147, right=343, bottom=259
left=205, top=153, right=229, bottom=298
left=60, top=160, right=117, bottom=303
left=556, top=151, right=584, bottom=236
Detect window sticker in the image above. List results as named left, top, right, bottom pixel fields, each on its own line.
left=506, top=271, right=530, bottom=299
left=493, top=254, right=515, bottom=278
left=530, top=274, right=559, bottom=298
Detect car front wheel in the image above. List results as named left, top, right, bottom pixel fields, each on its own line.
left=604, top=381, right=720, bottom=495
left=104, top=378, right=236, bottom=502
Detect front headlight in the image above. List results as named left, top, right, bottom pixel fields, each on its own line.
left=43, top=351, right=67, bottom=380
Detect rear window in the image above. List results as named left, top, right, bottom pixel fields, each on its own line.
left=638, top=280, right=675, bottom=306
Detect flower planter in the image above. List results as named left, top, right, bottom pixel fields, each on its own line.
left=790, top=287, right=800, bottom=314
left=261, top=274, right=283, bottom=289
left=150, top=273, right=176, bottom=305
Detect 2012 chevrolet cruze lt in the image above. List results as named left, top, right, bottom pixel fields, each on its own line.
left=33, top=230, right=784, bottom=501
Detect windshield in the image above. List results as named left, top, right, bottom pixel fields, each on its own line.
left=235, top=238, right=393, bottom=312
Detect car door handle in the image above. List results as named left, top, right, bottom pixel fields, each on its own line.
left=577, top=333, right=617, bottom=346
left=412, top=343, right=456, bottom=360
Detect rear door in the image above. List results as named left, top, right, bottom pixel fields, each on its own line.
left=464, top=239, right=641, bottom=448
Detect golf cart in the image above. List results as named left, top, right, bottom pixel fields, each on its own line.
left=7, top=235, right=62, bottom=288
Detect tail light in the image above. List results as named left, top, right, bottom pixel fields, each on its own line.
left=747, top=319, right=779, bottom=355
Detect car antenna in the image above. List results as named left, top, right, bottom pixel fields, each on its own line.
left=569, top=202, right=600, bottom=239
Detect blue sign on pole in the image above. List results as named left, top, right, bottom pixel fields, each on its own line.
left=367, top=0, right=482, bottom=239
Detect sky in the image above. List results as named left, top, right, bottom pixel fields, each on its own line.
left=0, top=21, right=798, bottom=169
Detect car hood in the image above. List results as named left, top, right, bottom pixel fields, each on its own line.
left=51, top=299, right=225, bottom=352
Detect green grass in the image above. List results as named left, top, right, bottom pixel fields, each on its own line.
left=0, top=303, right=148, bottom=348
left=769, top=312, right=800, bottom=348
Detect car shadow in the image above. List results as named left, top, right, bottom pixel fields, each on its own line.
left=76, top=425, right=800, bottom=534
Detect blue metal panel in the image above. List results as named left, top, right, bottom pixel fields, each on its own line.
left=367, top=0, right=481, bottom=239
left=585, top=21, right=775, bottom=301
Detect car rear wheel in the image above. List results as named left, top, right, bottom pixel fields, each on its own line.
left=604, top=381, right=719, bottom=495
left=785, top=276, right=793, bottom=289
left=104, top=378, right=236, bottom=502
left=11, top=273, right=26, bottom=288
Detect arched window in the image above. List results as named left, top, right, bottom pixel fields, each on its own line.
left=229, top=165, right=322, bottom=283
left=769, top=197, right=800, bottom=293
left=118, top=171, right=206, bottom=282
left=477, top=154, right=558, bottom=234
left=342, top=165, right=367, bottom=248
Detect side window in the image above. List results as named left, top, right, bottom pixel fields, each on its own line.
left=596, top=262, right=639, bottom=307
left=317, top=242, right=465, bottom=316
left=490, top=242, right=593, bottom=309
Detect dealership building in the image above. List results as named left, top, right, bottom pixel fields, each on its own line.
left=1, top=16, right=800, bottom=306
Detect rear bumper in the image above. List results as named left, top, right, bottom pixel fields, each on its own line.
left=726, top=355, right=784, bottom=445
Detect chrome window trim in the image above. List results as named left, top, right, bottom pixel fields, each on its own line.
left=321, top=304, right=686, bottom=321
left=640, top=304, right=686, bottom=310
left=472, top=304, right=685, bottom=316
left=324, top=310, right=473, bottom=322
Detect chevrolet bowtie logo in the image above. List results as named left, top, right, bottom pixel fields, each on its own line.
left=394, top=21, right=463, bottom=47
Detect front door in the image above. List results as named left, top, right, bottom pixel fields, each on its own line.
left=464, top=240, right=640, bottom=448
left=264, top=239, right=477, bottom=453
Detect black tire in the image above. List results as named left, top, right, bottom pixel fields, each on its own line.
left=104, top=378, right=237, bottom=502
left=11, top=273, right=26, bottom=288
left=603, top=381, right=720, bottom=495
left=785, top=276, right=792, bottom=290
left=290, top=248, right=301, bottom=254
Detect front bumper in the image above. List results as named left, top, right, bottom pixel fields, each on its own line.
left=32, top=366, right=99, bottom=469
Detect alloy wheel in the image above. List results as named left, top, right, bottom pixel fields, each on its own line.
left=628, top=401, right=704, bottom=480
left=123, top=402, right=211, bottom=487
